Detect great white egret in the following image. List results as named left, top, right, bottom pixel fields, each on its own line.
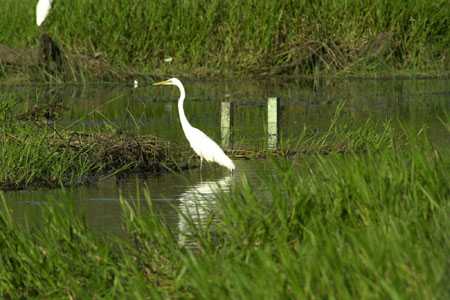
left=36, top=0, right=53, bottom=26
left=153, top=78, right=235, bottom=172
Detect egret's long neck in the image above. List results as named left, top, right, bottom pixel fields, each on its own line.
left=176, top=82, right=193, bottom=133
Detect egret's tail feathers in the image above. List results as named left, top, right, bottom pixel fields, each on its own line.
left=222, top=156, right=236, bottom=172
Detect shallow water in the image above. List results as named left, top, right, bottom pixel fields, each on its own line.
left=1, top=78, right=449, bottom=239
left=5, top=160, right=272, bottom=242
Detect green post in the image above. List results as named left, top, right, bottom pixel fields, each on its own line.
left=221, top=102, right=233, bottom=149
left=267, top=97, right=279, bottom=149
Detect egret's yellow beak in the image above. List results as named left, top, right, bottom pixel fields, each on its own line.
left=153, top=80, right=170, bottom=86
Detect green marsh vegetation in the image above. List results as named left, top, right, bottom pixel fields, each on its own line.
left=1, top=124, right=449, bottom=298
left=1, top=79, right=448, bottom=297
left=1, top=0, right=450, bottom=81
left=0, top=94, right=187, bottom=190
left=0, top=93, right=395, bottom=190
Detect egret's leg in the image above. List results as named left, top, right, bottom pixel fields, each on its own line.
left=199, top=158, right=203, bottom=181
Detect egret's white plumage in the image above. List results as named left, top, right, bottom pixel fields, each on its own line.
left=36, top=0, right=53, bottom=26
left=153, top=78, right=235, bottom=172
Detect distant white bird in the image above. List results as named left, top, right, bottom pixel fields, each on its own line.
left=133, top=79, right=139, bottom=88
left=36, top=0, right=53, bottom=26
left=153, top=78, right=235, bottom=172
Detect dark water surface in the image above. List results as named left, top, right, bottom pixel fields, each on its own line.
left=1, top=78, right=449, bottom=237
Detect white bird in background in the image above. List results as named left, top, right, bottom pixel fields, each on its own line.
left=36, top=0, right=53, bottom=26
left=153, top=78, right=235, bottom=172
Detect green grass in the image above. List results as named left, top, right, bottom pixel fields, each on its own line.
left=1, top=127, right=449, bottom=298
left=1, top=0, right=449, bottom=81
left=0, top=120, right=186, bottom=190
left=0, top=95, right=188, bottom=190
left=0, top=94, right=397, bottom=190
left=0, top=123, right=96, bottom=190
left=0, top=98, right=95, bottom=189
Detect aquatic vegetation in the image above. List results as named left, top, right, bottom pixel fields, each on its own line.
left=0, top=90, right=397, bottom=190
left=1, top=0, right=449, bottom=81
left=0, top=125, right=186, bottom=190
left=0, top=128, right=448, bottom=298
left=0, top=96, right=187, bottom=190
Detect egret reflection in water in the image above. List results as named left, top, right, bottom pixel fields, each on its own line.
left=177, top=175, right=233, bottom=246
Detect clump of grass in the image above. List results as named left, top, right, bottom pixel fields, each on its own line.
left=0, top=124, right=187, bottom=190
left=0, top=198, right=139, bottom=298
left=0, top=96, right=187, bottom=190
left=0, top=124, right=94, bottom=189
left=1, top=0, right=449, bottom=81
left=1, top=127, right=449, bottom=298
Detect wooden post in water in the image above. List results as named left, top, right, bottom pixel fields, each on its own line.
left=267, top=97, right=279, bottom=150
left=221, top=101, right=233, bottom=148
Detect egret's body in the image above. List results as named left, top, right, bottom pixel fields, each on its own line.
left=36, top=0, right=53, bottom=26
left=154, top=78, right=235, bottom=172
